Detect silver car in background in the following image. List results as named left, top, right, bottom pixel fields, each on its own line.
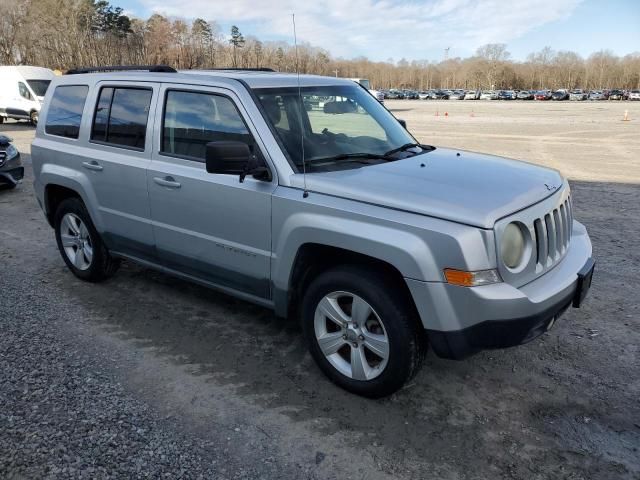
left=569, top=89, right=588, bottom=101
left=31, top=66, right=595, bottom=398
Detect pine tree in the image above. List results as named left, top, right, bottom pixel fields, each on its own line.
left=229, top=25, right=245, bottom=67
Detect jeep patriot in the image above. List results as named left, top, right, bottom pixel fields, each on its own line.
left=31, top=66, right=594, bottom=397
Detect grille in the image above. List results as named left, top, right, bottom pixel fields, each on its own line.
left=0, top=151, right=6, bottom=167
left=533, top=196, right=572, bottom=269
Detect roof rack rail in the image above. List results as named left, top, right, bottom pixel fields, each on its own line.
left=65, top=65, right=177, bottom=75
left=204, top=68, right=276, bottom=72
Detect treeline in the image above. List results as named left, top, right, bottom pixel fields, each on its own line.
left=1, top=0, right=639, bottom=90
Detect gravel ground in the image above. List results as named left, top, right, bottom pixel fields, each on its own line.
left=1, top=100, right=639, bottom=479
left=0, top=260, right=301, bottom=479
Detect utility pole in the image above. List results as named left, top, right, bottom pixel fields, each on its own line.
left=444, top=47, right=450, bottom=61
left=333, top=69, right=339, bottom=78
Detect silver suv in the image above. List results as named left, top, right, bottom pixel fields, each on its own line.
left=31, top=66, right=594, bottom=397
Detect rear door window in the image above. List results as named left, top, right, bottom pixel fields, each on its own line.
left=91, top=87, right=153, bottom=150
left=45, top=85, right=89, bottom=139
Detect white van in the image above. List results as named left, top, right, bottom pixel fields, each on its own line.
left=0, top=66, right=55, bottom=125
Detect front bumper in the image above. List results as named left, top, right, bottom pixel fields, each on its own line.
left=406, top=220, right=593, bottom=359
left=0, top=153, right=24, bottom=186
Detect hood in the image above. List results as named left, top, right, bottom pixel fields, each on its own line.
left=291, top=148, right=564, bottom=229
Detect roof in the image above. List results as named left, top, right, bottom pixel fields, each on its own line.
left=56, top=67, right=354, bottom=89
left=179, top=70, right=353, bottom=88
left=0, top=65, right=55, bottom=80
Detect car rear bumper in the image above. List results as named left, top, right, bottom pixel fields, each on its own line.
left=406, top=220, right=593, bottom=359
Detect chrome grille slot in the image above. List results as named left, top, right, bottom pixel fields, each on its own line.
left=544, top=213, right=555, bottom=264
left=534, top=218, right=545, bottom=266
left=553, top=208, right=562, bottom=256
left=566, top=197, right=573, bottom=241
left=0, top=151, right=6, bottom=167
left=559, top=203, right=568, bottom=251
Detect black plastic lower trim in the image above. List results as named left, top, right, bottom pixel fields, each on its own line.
left=427, top=288, right=576, bottom=360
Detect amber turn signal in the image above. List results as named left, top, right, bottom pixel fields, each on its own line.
left=444, top=268, right=501, bottom=287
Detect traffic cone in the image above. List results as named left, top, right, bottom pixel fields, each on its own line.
left=622, top=110, right=630, bottom=121
left=444, top=112, right=448, bottom=117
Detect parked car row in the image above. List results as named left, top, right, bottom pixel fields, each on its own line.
left=380, top=87, right=639, bottom=101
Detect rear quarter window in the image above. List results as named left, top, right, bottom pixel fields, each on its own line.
left=45, top=85, right=89, bottom=139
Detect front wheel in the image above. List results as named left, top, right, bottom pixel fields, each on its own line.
left=30, top=111, right=38, bottom=126
left=301, top=265, right=426, bottom=398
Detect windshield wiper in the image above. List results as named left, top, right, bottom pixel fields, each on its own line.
left=305, top=152, right=389, bottom=164
left=383, top=143, right=434, bottom=157
left=305, top=144, right=436, bottom=166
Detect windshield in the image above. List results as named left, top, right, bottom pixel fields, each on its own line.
left=254, top=84, right=418, bottom=172
left=26, top=79, right=51, bottom=97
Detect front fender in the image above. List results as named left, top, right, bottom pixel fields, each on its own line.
left=271, top=188, right=497, bottom=316
left=273, top=212, right=435, bottom=287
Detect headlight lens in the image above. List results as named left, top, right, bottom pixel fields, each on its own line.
left=501, top=222, right=526, bottom=269
left=5, top=144, right=18, bottom=160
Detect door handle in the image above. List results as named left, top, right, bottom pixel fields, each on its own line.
left=82, top=161, right=103, bottom=171
left=153, top=176, right=181, bottom=189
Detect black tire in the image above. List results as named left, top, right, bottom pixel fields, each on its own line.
left=301, top=265, right=426, bottom=398
left=54, top=197, right=119, bottom=282
left=30, top=111, right=38, bottom=126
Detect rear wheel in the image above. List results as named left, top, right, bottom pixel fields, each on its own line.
left=301, top=265, right=426, bottom=398
left=54, top=198, right=119, bottom=282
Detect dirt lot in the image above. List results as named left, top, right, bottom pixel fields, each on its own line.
left=1, top=100, right=639, bottom=479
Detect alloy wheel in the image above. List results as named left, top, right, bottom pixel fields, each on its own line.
left=60, top=213, right=93, bottom=271
left=314, top=291, right=390, bottom=381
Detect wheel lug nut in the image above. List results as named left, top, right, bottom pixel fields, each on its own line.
left=358, top=335, right=364, bottom=341
left=352, top=343, right=358, bottom=348
left=342, top=335, right=347, bottom=340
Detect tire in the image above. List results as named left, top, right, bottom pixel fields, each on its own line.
left=301, top=265, right=426, bottom=398
left=54, top=197, right=119, bottom=282
left=30, top=111, right=38, bottom=126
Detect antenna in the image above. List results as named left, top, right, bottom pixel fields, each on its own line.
left=292, top=13, right=309, bottom=199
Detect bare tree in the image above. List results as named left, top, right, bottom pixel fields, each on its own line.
left=3, top=1, right=638, bottom=91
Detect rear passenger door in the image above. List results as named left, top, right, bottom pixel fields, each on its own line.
left=147, top=84, right=276, bottom=300
left=85, top=81, right=157, bottom=261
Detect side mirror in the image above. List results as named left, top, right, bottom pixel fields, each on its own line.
left=205, top=141, right=271, bottom=182
left=398, top=119, right=407, bottom=129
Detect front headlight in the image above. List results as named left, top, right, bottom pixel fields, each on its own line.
left=5, top=144, right=18, bottom=160
left=501, top=222, right=526, bottom=269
